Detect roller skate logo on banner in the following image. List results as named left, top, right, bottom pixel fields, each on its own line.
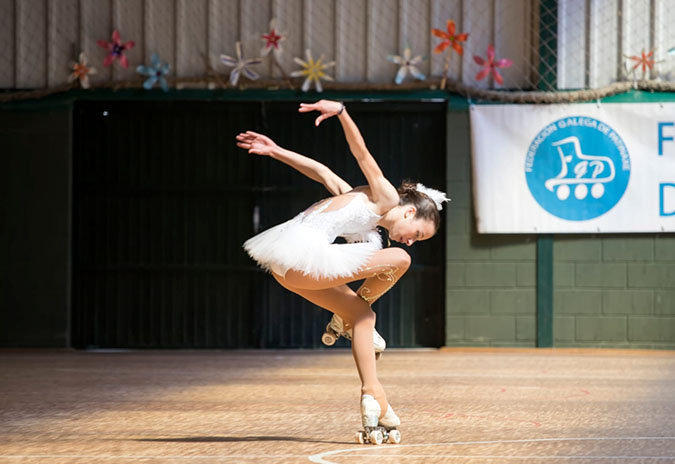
left=525, top=116, right=631, bottom=221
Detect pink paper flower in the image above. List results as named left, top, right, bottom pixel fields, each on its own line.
left=473, top=45, right=512, bottom=85
left=97, top=30, right=135, bottom=68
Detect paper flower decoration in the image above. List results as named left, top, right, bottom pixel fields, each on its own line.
left=261, top=18, right=285, bottom=57
left=97, top=30, right=135, bottom=68
left=68, top=52, right=97, bottom=89
left=473, top=45, right=513, bottom=85
left=627, top=49, right=655, bottom=79
left=136, top=53, right=170, bottom=92
left=387, top=45, right=426, bottom=84
left=291, top=49, right=335, bottom=92
left=220, top=42, right=262, bottom=86
left=432, top=19, right=469, bottom=89
left=432, top=20, right=469, bottom=56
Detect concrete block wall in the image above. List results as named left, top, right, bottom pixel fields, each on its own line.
left=445, top=108, right=538, bottom=347
left=553, top=236, right=675, bottom=349
left=445, top=107, right=675, bottom=349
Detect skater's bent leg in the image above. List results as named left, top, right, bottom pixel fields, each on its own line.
left=272, top=275, right=389, bottom=415
left=356, top=248, right=411, bottom=305
left=281, top=248, right=411, bottom=291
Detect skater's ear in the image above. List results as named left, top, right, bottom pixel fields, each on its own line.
left=403, top=205, right=417, bottom=219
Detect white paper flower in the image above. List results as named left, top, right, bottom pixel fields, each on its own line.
left=291, top=49, right=336, bottom=92
left=68, top=52, right=97, bottom=89
left=387, top=45, right=426, bottom=85
left=220, top=42, right=262, bottom=86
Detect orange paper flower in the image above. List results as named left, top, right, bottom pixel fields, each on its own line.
left=432, top=20, right=469, bottom=55
left=628, top=49, right=655, bottom=75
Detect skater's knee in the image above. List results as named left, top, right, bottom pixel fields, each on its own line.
left=357, top=307, right=376, bottom=327
left=345, top=304, right=376, bottom=328
left=390, top=248, right=411, bottom=271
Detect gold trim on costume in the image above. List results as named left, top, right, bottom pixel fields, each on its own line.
left=357, top=264, right=400, bottom=304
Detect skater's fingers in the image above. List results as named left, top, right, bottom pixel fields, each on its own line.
left=236, top=142, right=251, bottom=150
left=315, top=111, right=336, bottom=126
left=298, top=103, right=317, bottom=113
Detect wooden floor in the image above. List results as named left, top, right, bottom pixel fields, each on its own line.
left=1, top=348, right=674, bottom=463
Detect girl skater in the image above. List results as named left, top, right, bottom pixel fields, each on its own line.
left=236, top=100, right=449, bottom=444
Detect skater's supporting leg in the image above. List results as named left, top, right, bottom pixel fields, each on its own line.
left=282, top=247, right=411, bottom=291
left=273, top=276, right=389, bottom=415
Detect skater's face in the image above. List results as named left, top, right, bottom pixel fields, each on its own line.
left=389, top=206, right=436, bottom=247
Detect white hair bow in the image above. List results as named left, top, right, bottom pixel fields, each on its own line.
left=416, top=183, right=451, bottom=211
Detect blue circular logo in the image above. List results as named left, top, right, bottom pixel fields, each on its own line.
left=525, top=116, right=631, bottom=221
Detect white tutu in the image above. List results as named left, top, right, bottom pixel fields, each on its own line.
left=244, top=195, right=382, bottom=279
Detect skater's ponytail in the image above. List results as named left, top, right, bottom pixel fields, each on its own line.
left=397, top=181, right=450, bottom=232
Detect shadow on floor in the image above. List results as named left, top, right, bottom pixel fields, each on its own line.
left=134, top=436, right=352, bottom=445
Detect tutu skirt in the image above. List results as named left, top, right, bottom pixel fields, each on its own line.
left=244, top=213, right=382, bottom=279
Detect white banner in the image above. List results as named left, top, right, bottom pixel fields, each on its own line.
left=470, top=103, right=675, bottom=233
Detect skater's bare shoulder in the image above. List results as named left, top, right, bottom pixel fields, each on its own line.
left=350, top=186, right=397, bottom=216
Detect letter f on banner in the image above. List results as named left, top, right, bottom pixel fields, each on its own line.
left=658, top=122, right=674, bottom=155
left=660, top=183, right=675, bottom=216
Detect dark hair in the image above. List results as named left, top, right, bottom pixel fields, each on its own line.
left=397, top=181, right=441, bottom=231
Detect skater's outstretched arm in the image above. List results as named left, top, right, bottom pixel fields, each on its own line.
left=298, top=100, right=399, bottom=213
left=236, top=130, right=352, bottom=196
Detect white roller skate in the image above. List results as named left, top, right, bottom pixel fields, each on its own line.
left=321, top=314, right=386, bottom=360
left=355, top=394, right=402, bottom=445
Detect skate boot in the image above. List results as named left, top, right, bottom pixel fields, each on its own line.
left=355, top=394, right=402, bottom=445
left=321, top=314, right=386, bottom=359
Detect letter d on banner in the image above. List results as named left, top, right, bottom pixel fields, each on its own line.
left=660, top=183, right=675, bottom=216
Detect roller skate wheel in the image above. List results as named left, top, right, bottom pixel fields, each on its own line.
left=321, top=332, right=337, bottom=346
left=369, top=430, right=384, bottom=445
left=388, top=429, right=401, bottom=444
left=355, top=431, right=366, bottom=444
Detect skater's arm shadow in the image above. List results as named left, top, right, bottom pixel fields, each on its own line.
left=134, top=435, right=352, bottom=445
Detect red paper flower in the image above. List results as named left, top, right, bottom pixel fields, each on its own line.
left=473, top=45, right=512, bottom=85
left=432, top=20, right=469, bottom=55
left=628, top=49, right=655, bottom=75
left=97, top=30, right=135, bottom=68
left=261, top=19, right=285, bottom=57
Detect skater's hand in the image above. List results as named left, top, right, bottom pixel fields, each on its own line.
left=298, top=100, right=344, bottom=127
left=236, top=131, right=279, bottom=156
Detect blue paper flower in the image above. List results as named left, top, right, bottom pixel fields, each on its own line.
left=136, top=53, right=170, bottom=92
left=387, top=45, right=426, bottom=85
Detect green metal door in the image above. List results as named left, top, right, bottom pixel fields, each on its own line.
left=72, top=100, right=445, bottom=349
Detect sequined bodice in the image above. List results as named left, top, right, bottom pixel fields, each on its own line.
left=299, top=195, right=381, bottom=243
